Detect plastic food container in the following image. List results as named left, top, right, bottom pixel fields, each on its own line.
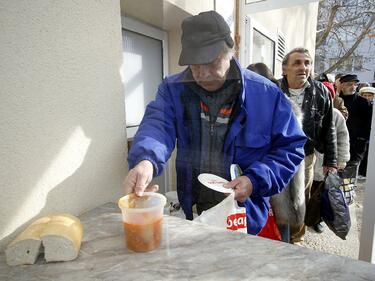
left=118, top=192, right=166, bottom=252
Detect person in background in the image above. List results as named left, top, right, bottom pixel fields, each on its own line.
left=334, top=73, right=344, bottom=94
left=312, top=107, right=350, bottom=232
left=317, top=73, right=348, bottom=120
left=247, top=63, right=280, bottom=86
left=122, top=11, right=306, bottom=236
left=280, top=47, right=337, bottom=244
left=357, top=82, right=371, bottom=94
left=358, top=86, right=375, bottom=179
left=359, top=86, right=375, bottom=103
left=338, top=74, right=372, bottom=179
left=247, top=62, right=305, bottom=243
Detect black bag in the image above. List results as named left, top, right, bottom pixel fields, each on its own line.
left=321, top=172, right=351, bottom=240
left=338, top=166, right=356, bottom=205
left=305, top=181, right=325, bottom=227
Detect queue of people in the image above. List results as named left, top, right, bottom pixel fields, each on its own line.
left=122, top=10, right=373, bottom=245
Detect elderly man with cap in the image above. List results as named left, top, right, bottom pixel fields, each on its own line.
left=339, top=74, right=372, bottom=173
left=122, top=11, right=306, bottom=235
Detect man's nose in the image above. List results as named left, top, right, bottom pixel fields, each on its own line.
left=195, top=65, right=210, bottom=78
left=300, top=63, right=308, bottom=70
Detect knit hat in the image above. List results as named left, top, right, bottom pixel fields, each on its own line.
left=179, top=11, right=234, bottom=66
left=359, top=87, right=375, bottom=95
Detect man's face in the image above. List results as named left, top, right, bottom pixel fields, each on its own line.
left=360, top=92, right=374, bottom=102
left=190, top=51, right=231, bottom=92
left=340, top=81, right=357, bottom=96
left=283, top=52, right=312, bottom=89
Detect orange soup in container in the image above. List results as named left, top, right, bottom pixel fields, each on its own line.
left=118, top=192, right=166, bottom=252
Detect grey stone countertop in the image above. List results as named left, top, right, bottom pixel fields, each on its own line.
left=1, top=202, right=375, bottom=281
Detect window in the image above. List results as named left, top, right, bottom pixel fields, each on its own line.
left=121, top=17, right=170, bottom=194
left=252, top=29, right=275, bottom=73
left=121, top=17, right=168, bottom=139
left=245, top=17, right=276, bottom=74
left=122, top=30, right=163, bottom=136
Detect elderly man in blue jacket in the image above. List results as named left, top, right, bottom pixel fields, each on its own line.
left=123, top=11, right=306, bottom=235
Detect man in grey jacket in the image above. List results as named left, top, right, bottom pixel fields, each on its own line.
left=280, top=47, right=337, bottom=244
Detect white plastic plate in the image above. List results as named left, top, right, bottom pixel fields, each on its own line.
left=197, top=173, right=233, bottom=194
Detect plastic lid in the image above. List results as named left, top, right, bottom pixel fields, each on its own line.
left=118, top=192, right=166, bottom=213
left=197, top=173, right=233, bottom=194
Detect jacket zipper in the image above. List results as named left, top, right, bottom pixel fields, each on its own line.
left=209, top=121, right=215, bottom=172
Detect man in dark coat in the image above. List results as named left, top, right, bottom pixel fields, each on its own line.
left=280, top=47, right=337, bottom=243
left=339, top=74, right=372, bottom=174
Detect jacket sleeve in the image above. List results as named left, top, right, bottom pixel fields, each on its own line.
left=333, top=96, right=348, bottom=120
left=127, top=81, right=176, bottom=176
left=321, top=85, right=337, bottom=167
left=244, top=92, right=307, bottom=197
left=333, top=109, right=350, bottom=165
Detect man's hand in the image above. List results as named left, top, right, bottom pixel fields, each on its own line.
left=224, top=176, right=253, bottom=203
left=123, top=160, right=159, bottom=196
left=323, top=166, right=337, bottom=175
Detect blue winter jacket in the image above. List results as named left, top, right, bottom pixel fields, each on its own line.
left=128, top=60, right=307, bottom=235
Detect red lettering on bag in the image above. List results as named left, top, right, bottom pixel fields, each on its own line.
left=227, top=213, right=247, bottom=230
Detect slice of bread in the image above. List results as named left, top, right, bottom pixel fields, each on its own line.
left=41, top=214, right=83, bottom=262
left=5, top=214, right=83, bottom=266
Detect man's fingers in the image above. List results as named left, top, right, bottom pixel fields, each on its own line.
left=229, top=176, right=253, bottom=203
left=134, top=172, right=152, bottom=196
left=145, top=184, right=159, bottom=193
left=123, top=160, right=154, bottom=196
left=123, top=170, right=137, bottom=195
left=224, top=178, right=240, bottom=189
left=234, top=189, right=248, bottom=203
left=135, top=184, right=158, bottom=197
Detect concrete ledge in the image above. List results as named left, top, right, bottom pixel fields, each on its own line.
left=302, top=203, right=360, bottom=259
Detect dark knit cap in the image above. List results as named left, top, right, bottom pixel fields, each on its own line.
left=179, top=11, right=234, bottom=66
left=339, top=74, right=359, bottom=83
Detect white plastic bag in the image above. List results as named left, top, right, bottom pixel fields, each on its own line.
left=164, top=191, right=186, bottom=219
left=194, top=193, right=247, bottom=233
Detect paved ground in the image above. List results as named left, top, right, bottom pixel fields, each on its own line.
left=300, top=179, right=365, bottom=260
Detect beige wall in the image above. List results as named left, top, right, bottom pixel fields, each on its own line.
left=166, top=0, right=214, bottom=17
left=0, top=0, right=127, bottom=249
left=243, top=2, right=319, bottom=78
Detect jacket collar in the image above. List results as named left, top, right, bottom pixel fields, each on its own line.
left=280, top=76, right=313, bottom=96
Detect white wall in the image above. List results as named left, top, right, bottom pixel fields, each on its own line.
left=0, top=0, right=126, bottom=249
left=242, top=2, right=319, bottom=78
left=359, top=109, right=375, bottom=263
left=166, top=0, right=214, bottom=16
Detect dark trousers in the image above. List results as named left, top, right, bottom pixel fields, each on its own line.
left=358, top=143, right=369, bottom=176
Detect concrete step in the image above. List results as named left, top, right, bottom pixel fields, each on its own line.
left=301, top=203, right=359, bottom=260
